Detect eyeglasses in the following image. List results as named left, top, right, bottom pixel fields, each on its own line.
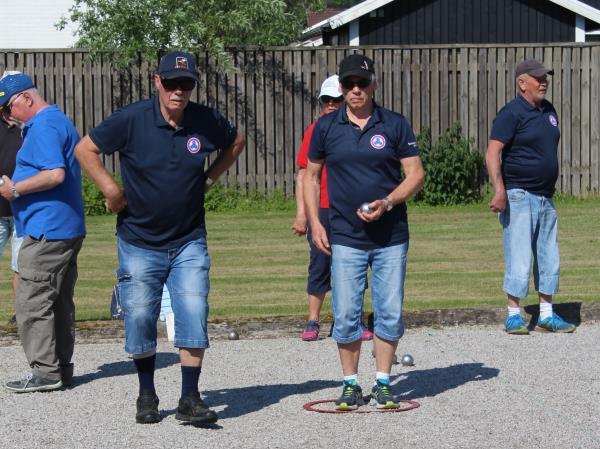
left=161, top=77, right=196, bottom=91
left=341, top=78, right=371, bottom=90
left=1, top=92, right=24, bottom=114
left=320, top=96, right=343, bottom=104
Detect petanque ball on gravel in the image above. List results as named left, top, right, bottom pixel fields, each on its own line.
left=401, top=354, right=414, bottom=366
left=228, top=330, right=239, bottom=340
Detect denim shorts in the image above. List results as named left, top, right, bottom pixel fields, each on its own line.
left=330, top=242, right=408, bottom=343
left=305, top=208, right=331, bottom=295
left=0, top=217, right=23, bottom=272
left=117, top=236, right=211, bottom=355
left=500, top=189, right=559, bottom=298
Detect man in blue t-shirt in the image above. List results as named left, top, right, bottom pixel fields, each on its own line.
left=486, top=59, right=575, bottom=335
left=305, top=54, right=424, bottom=410
left=0, top=73, right=86, bottom=393
left=75, top=51, right=244, bottom=425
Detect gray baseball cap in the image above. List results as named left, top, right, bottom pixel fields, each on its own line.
left=515, top=60, right=554, bottom=78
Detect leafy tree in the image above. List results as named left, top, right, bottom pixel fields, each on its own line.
left=57, top=0, right=325, bottom=67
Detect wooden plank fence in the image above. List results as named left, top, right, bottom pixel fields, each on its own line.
left=1, top=43, right=599, bottom=196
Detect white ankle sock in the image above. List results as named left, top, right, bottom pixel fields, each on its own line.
left=507, top=306, right=521, bottom=317
left=539, top=302, right=553, bottom=320
left=375, top=371, right=390, bottom=385
left=344, top=374, right=358, bottom=385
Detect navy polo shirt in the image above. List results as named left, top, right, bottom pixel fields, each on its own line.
left=490, top=94, right=560, bottom=197
left=308, top=105, right=420, bottom=250
left=89, top=97, right=236, bottom=249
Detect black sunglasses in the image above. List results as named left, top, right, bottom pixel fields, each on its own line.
left=341, top=78, right=371, bottom=90
left=320, top=96, right=343, bottom=104
left=1, top=92, right=25, bottom=114
left=161, top=77, right=196, bottom=91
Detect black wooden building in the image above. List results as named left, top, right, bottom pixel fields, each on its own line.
left=302, top=0, right=600, bottom=45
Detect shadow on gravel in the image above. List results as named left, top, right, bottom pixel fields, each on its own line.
left=393, top=363, right=499, bottom=400
left=524, top=302, right=582, bottom=330
left=71, top=352, right=180, bottom=387
left=160, top=379, right=340, bottom=420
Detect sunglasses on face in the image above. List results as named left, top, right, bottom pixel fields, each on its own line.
left=161, top=77, right=196, bottom=91
left=341, top=78, right=371, bottom=90
left=1, top=92, right=24, bottom=115
left=320, top=96, right=343, bottom=104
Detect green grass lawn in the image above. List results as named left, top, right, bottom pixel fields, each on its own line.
left=1, top=198, right=599, bottom=323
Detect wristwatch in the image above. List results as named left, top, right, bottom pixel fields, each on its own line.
left=385, top=196, right=393, bottom=212
left=11, top=184, right=20, bottom=199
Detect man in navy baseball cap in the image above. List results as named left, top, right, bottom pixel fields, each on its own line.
left=0, top=73, right=34, bottom=110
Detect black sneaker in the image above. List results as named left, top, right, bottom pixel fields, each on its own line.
left=335, top=381, right=364, bottom=411
left=5, top=373, right=62, bottom=393
left=370, top=380, right=399, bottom=409
left=176, top=391, right=218, bottom=424
left=136, top=390, right=162, bottom=424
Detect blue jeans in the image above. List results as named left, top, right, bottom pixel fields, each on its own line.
left=0, top=217, right=23, bottom=272
left=500, top=189, right=559, bottom=298
left=117, top=236, right=211, bottom=355
left=330, top=242, right=408, bottom=343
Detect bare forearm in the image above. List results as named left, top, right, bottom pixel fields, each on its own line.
left=485, top=140, right=506, bottom=193
left=14, top=169, right=65, bottom=195
left=303, top=164, right=322, bottom=227
left=295, top=169, right=306, bottom=216
left=205, top=132, right=245, bottom=184
left=388, top=157, right=425, bottom=207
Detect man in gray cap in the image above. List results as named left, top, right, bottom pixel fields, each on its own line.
left=75, top=51, right=244, bottom=425
left=486, top=59, right=575, bottom=335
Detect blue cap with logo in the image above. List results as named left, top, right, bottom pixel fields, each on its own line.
left=157, top=51, right=199, bottom=81
left=0, top=73, right=34, bottom=107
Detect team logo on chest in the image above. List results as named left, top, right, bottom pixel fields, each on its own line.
left=548, top=115, right=558, bottom=127
left=187, top=137, right=201, bottom=154
left=370, top=134, right=386, bottom=149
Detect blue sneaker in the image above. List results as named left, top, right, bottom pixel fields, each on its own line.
left=335, top=381, right=364, bottom=411
left=504, top=315, right=529, bottom=335
left=370, top=380, right=399, bottom=409
left=536, top=313, right=576, bottom=333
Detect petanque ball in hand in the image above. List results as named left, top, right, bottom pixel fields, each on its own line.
left=228, top=330, right=239, bottom=340
left=360, top=203, right=372, bottom=213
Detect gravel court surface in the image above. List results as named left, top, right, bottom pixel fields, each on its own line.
left=1, top=323, right=600, bottom=449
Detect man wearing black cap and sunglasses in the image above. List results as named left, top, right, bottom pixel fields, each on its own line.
left=304, top=54, right=424, bottom=410
left=74, top=51, right=244, bottom=425
left=486, top=59, right=575, bottom=336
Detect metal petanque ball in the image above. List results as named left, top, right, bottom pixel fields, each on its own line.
left=401, top=354, right=415, bottom=366
left=228, top=330, right=239, bottom=340
left=360, top=202, right=372, bottom=213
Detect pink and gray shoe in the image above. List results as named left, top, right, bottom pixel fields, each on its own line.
left=302, top=320, right=320, bottom=341
left=360, top=324, right=374, bottom=341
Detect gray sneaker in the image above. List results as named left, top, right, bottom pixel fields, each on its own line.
left=5, top=373, right=62, bottom=393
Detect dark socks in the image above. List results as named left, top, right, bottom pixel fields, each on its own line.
left=134, top=354, right=156, bottom=394
left=181, top=365, right=201, bottom=399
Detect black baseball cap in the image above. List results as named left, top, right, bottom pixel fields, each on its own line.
left=515, top=60, right=554, bottom=78
left=338, top=54, right=375, bottom=81
left=157, top=51, right=199, bottom=81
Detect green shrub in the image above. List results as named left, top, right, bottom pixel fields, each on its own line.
left=204, top=183, right=294, bottom=212
left=81, top=175, right=108, bottom=216
left=415, top=123, right=484, bottom=206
